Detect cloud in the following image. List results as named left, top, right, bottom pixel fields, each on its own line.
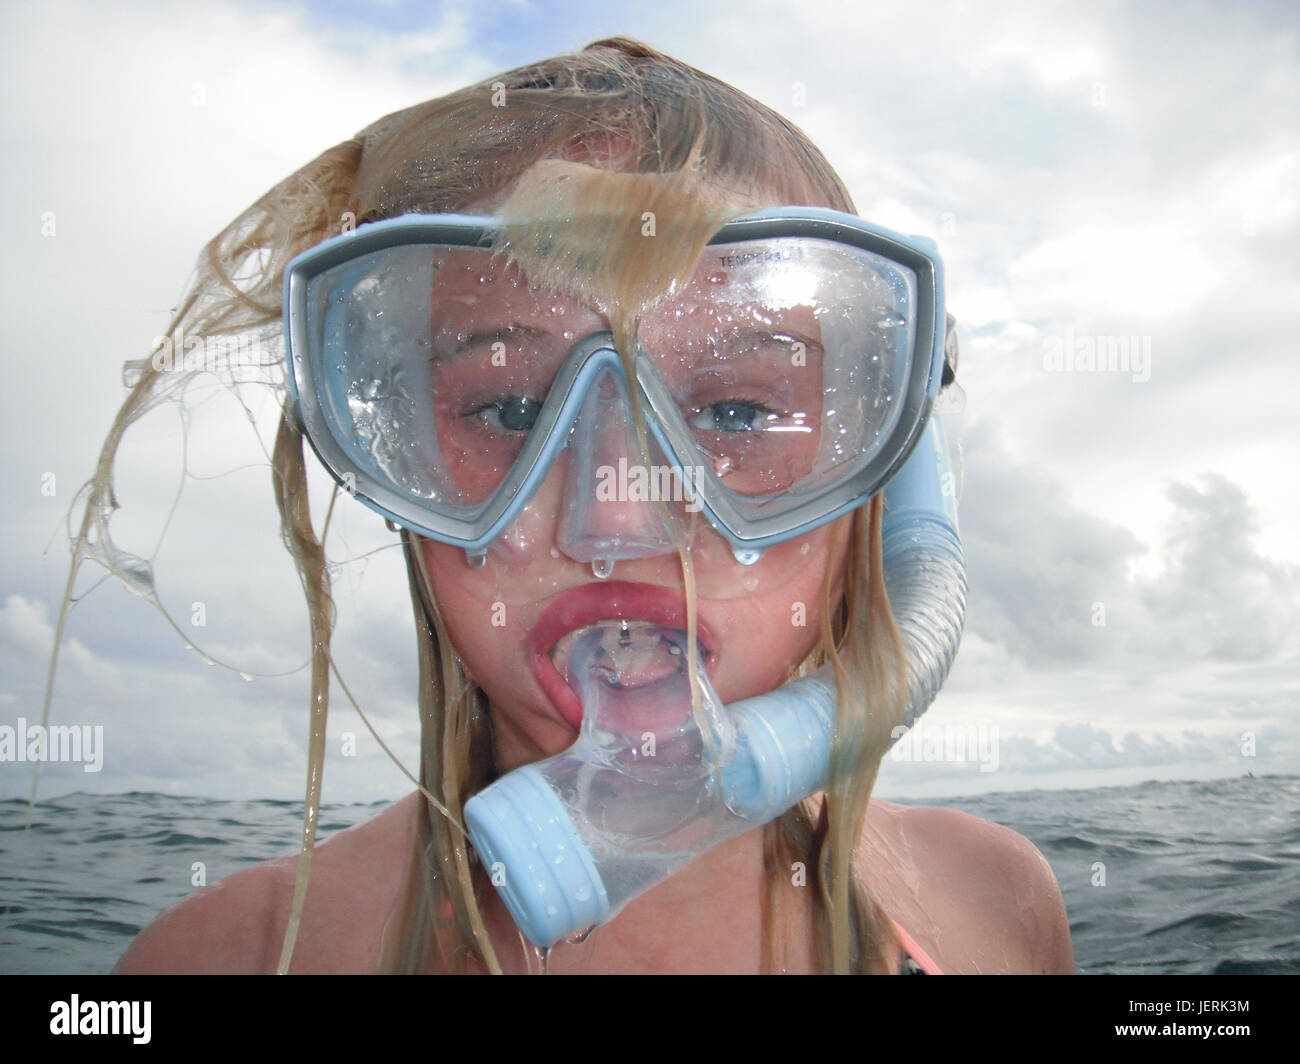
left=955, top=421, right=1145, bottom=665
left=1138, top=476, right=1300, bottom=661
left=1046, top=722, right=1213, bottom=769
left=0, top=587, right=420, bottom=802
left=954, top=423, right=1300, bottom=670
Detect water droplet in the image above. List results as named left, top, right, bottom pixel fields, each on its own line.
left=591, top=558, right=615, bottom=579
left=565, top=925, right=596, bottom=945
left=118, top=557, right=157, bottom=599
left=121, top=358, right=150, bottom=388
left=731, top=546, right=763, bottom=566
left=465, top=549, right=488, bottom=570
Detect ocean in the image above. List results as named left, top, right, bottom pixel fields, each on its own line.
left=2, top=775, right=1297, bottom=975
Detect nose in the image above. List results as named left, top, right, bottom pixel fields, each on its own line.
left=555, top=364, right=682, bottom=566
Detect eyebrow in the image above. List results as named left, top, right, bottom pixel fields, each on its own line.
left=766, top=328, right=824, bottom=353
left=687, top=327, right=826, bottom=357
left=430, top=322, right=550, bottom=360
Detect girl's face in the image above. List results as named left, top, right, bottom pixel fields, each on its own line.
left=419, top=192, right=854, bottom=774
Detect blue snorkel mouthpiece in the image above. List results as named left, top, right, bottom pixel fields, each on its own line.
left=464, top=416, right=967, bottom=947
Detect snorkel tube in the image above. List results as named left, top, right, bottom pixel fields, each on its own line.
left=464, top=414, right=967, bottom=947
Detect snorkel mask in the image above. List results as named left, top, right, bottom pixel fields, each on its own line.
left=283, top=207, right=966, bottom=946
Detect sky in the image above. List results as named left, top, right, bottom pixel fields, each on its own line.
left=1, top=0, right=1297, bottom=806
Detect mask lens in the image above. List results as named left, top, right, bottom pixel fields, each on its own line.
left=639, top=237, right=917, bottom=508
left=305, top=245, right=585, bottom=512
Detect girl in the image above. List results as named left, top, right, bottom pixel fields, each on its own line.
left=106, top=38, right=1072, bottom=974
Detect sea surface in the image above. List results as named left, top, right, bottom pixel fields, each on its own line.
left=2, top=775, right=1297, bottom=975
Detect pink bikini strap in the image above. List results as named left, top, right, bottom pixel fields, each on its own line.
left=891, top=918, right=944, bottom=975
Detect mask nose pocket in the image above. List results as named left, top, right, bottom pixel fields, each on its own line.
left=555, top=364, right=683, bottom=565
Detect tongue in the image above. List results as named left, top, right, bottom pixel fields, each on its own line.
left=584, top=622, right=686, bottom=689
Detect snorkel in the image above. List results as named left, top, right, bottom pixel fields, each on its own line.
left=464, top=412, right=966, bottom=947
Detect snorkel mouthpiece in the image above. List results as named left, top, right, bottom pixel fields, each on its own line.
left=463, top=630, right=836, bottom=948
left=568, top=621, right=733, bottom=779
left=463, top=417, right=967, bottom=948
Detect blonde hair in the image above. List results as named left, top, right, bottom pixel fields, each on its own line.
left=64, top=38, right=910, bottom=974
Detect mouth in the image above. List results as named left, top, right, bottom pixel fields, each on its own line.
left=526, top=582, right=718, bottom=730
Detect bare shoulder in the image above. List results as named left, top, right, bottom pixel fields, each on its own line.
left=862, top=799, right=1075, bottom=975
left=115, top=793, right=421, bottom=975
left=113, top=853, right=285, bottom=974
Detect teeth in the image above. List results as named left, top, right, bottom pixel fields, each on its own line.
left=551, top=621, right=703, bottom=691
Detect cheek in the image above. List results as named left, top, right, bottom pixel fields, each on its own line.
left=686, top=519, right=845, bottom=601
left=419, top=461, right=575, bottom=608
left=419, top=539, right=533, bottom=671
left=700, top=519, right=852, bottom=700
left=699, top=537, right=812, bottom=598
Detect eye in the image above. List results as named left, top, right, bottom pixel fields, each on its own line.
left=469, top=396, right=544, bottom=433
left=689, top=400, right=777, bottom=433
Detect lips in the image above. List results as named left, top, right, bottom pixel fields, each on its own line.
left=526, top=581, right=718, bottom=729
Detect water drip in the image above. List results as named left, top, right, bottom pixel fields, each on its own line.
left=528, top=943, right=551, bottom=975
left=591, top=558, right=615, bottom=579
